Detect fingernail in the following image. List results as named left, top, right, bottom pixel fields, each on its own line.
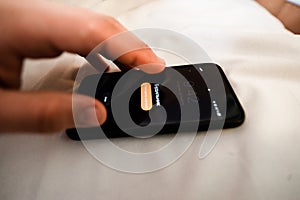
left=137, top=63, right=165, bottom=74
left=158, top=57, right=166, bottom=65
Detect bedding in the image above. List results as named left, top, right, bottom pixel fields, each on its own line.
left=1, top=0, right=300, bottom=199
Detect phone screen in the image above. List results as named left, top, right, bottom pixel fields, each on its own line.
left=66, top=63, right=244, bottom=140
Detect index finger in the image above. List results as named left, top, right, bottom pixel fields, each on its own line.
left=9, top=1, right=165, bottom=73
left=86, top=29, right=166, bottom=73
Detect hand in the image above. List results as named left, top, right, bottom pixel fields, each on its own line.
left=256, top=0, right=300, bottom=34
left=0, top=0, right=165, bottom=132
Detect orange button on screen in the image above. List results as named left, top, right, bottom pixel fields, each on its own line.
left=141, top=82, right=153, bottom=111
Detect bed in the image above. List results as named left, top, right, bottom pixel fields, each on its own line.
left=1, top=0, right=300, bottom=199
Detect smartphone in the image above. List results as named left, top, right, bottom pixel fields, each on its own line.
left=66, top=63, right=244, bottom=140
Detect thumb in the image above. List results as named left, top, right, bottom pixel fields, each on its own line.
left=0, top=90, right=106, bottom=133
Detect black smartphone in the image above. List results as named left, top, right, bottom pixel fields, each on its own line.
left=66, top=63, right=244, bottom=140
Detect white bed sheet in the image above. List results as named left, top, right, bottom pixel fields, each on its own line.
left=2, top=0, right=300, bottom=199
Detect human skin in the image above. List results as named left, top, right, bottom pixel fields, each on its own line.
left=256, top=0, right=300, bottom=33
left=0, top=0, right=165, bottom=132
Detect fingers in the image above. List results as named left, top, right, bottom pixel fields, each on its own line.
left=2, top=0, right=165, bottom=73
left=0, top=90, right=106, bottom=132
left=0, top=0, right=164, bottom=133
left=90, top=30, right=166, bottom=73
